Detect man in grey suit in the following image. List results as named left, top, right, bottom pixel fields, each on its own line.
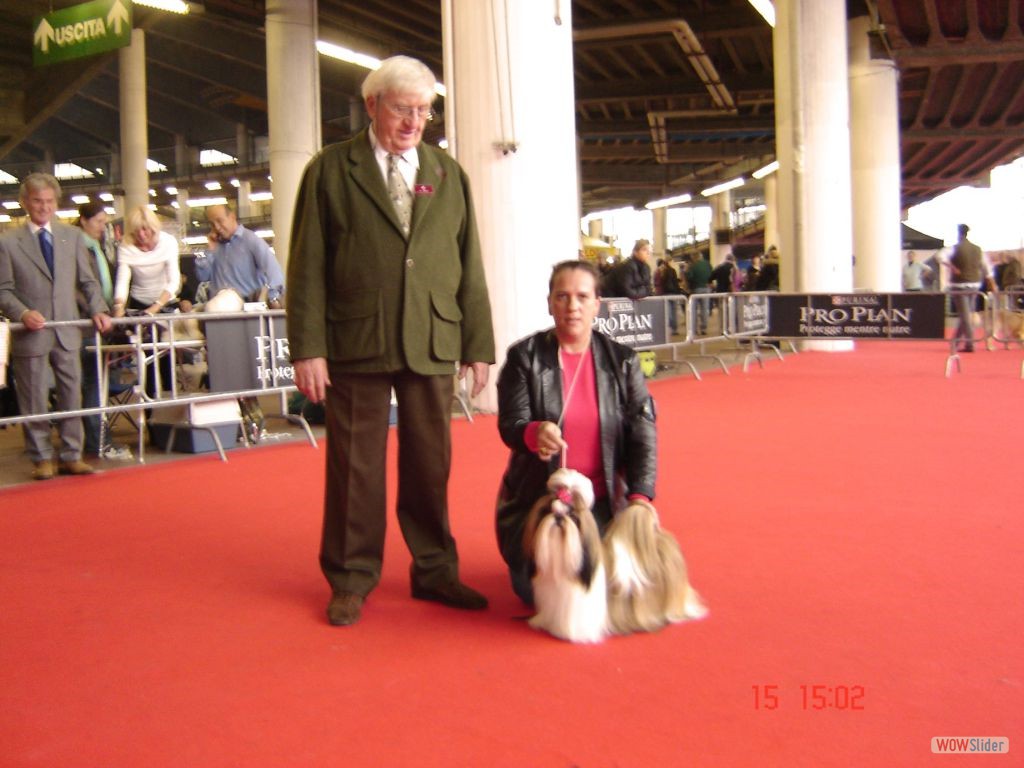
left=288, top=56, right=495, bottom=626
left=0, top=173, right=112, bottom=480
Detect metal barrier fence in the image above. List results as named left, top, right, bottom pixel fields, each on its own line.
left=0, top=310, right=317, bottom=463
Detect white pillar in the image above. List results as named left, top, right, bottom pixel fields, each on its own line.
left=118, top=29, right=149, bottom=214
left=236, top=123, right=251, bottom=166
left=445, top=0, right=579, bottom=412
left=849, top=15, right=901, bottom=292
left=763, top=173, right=779, bottom=254
left=774, top=0, right=854, bottom=295
left=265, top=0, right=321, bottom=268
left=588, top=219, right=603, bottom=239
left=710, top=190, right=731, bottom=265
left=175, top=189, right=189, bottom=237
left=652, top=207, right=667, bottom=261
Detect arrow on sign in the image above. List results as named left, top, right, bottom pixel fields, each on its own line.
left=33, top=18, right=55, bottom=54
left=107, top=0, right=130, bottom=35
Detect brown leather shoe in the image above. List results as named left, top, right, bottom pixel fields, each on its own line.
left=327, top=591, right=364, bottom=626
left=57, top=460, right=96, bottom=476
left=32, top=460, right=54, bottom=481
left=411, top=580, right=488, bottom=610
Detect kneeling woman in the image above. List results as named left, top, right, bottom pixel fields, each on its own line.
left=495, top=259, right=657, bottom=604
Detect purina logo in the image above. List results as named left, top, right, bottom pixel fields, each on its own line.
left=931, top=736, right=1009, bottom=754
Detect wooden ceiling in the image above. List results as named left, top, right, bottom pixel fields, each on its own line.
left=1, top=0, right=1022, bottom=214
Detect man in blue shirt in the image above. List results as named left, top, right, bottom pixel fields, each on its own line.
left=196, top=205, right=285, bottom=308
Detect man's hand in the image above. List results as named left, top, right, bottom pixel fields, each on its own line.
left=20, top=309, right=46, bottom=331
left=92, top=312, right=113, bottom=334
left=458, top=361, right=490, bottom=397
left=293, top=357, right=330, bottom=404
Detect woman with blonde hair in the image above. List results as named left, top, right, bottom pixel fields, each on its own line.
left=112, top=206, right=180, bottom=318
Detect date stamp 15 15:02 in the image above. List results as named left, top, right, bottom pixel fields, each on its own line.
left=752, top=684, right=865, bottom=711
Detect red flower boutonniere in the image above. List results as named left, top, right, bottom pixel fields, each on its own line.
left=414, top=184, right=434, bottom=196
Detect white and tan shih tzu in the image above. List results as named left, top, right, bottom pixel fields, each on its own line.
left=523, top=468, right=707, bottom=643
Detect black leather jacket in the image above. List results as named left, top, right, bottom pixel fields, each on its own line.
left=494, top=329, right=657, bottom=571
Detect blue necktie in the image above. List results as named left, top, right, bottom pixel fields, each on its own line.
left=38, top=229, right=54, bottom=277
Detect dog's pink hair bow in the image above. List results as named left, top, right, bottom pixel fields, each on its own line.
left=555, top=487, right=573, bottom=506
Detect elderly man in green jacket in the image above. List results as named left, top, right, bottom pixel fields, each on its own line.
left=287, top=56, right=495, bottom=627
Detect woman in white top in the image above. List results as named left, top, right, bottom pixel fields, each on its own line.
left=112, top=206, right=180, bottom=317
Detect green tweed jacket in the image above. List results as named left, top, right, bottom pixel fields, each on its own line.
left=286, top=129, right=495, bottom=375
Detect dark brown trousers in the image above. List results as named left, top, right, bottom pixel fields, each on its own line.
left=319, top=368, right=460, bottom=597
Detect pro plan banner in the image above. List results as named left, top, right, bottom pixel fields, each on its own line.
left=731, top=293, right=770, bottom=336
left=206, top=316, right=294, bottom=392
left=595, top=297, right=668, bottom=348
left=768, top=293, right=946, bottom=339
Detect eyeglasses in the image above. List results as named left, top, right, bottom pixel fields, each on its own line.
left=381, top=100, right=434, bottom=122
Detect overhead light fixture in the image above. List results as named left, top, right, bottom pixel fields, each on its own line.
left=147, top=159, right=168, bottom=173
left=56, top=209, right=80, bottom=219
left=166, top=186, right=178, bottom=195
left=182, top=235, right=209, bottom=245
left=3, top=201, right=22, bottom=210
left=701, top=177, right=745, bottom=197
left=99, top=192, right=115, bottom=202
left=103, top=206, right=116, bottom=215
left=149, top=189, right=157, bottom=196
left=0, top=214, right=10, bottom=223
left=134, top=0, right=191, bottom=13
left=186, top=196, right=228, bottom=208
left=316, top=40, right=447, bottom=97
left=0, top=170, right=18, bottom=184
left=748, top=0, right=775, bottom=27
left=254, top=229, right=275, bottom=239
left=752, top=160, right=779, bottom=179
left=248, top=191, right=273, bottom=202
left=645, top=193, right=693, bottom=210
left=200, top=149, right=237, bottom=167
left=229, top=179, right=240, bottom=188
left=71, top=195, right=91, bottom=204
left=205, top=181, right=222, bottom=191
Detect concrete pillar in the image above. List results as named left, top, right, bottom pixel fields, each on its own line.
left=773, top=0, right=854, bottom=294
left=176, top=189, right=189, bottom=237
left=445, top=0, right=579, bottom=412
left=236, top=123, right=251, bottom=166
left=236, top=179, right=252, bottom=220
left=174, top=134, right=190, bottom=177
left=709, top=190, right=731, bottom=265
left=849, top=15, right=901, bottom=291
left=265, top=0, right=321, bottom=270
left=763, top=173, right=779, bottom=254
left=588, top=219, right=603, bottom=239
left=652, top=207, right=667, bottom=261
left=118, top=29, right=149, bottom=214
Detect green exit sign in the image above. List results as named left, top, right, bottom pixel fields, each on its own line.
left=33, top=0, right=133, bottom=67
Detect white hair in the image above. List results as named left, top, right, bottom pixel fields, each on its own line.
left=361, top=55, right=437, bottom=103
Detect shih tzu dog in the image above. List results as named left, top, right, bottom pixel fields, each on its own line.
left=523, top=468, right=707, bottom=643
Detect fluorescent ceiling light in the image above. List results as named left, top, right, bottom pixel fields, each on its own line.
left=147, top=159, right=168, bottom=173
left=752, top=160, right=779, bottom=179
left=0, top=214, right=9, bottom=223
left=71, top=195, right=91, bottom=204
left=230, top=179, right=240, bottom=188
left=254, top=229, right=274, bottom=239
left=56, top=209, right=80, bottom=219
left=645, top=193, right=693, bottom=210
left=748, top=0, right=776, bottom=27
left=166, top=186, right=178, bottom=195
left=316, top=40, right=447, bottom=97
left=186, top=196, right=228, bottom=208
left=99, top=192, right=115, bottom=202
left=182, top=235, right=209, bottom=245
left=205, top=181, right=222, bottom=191
left=103, top=206, right=116, bottom=215
left=248, top=191, right=273, bottom=202
left=200, top=149, right=237, bottom=167
left=3, top=201, right=22, bottom=210
left=701, top=177, right=745, bottom=197
left=134, top=0, right=190, bottom=13
left=0, top=170, right=17, bottom=184
left=149, top=189, right=157, bottom=196
left=54, top=163, right=94, bottom=180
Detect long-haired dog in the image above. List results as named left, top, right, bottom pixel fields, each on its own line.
left=523, top=468, right=707, bottom=643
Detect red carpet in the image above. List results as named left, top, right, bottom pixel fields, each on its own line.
left=2, top=341, right=1021, bottom=767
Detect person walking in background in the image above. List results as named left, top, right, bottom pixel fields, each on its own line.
left=947, top=223, right=985, bottom=352
left=0, top=173, right=111, bottom=480
left=654, top=258, right=682, bottom=334
left=287, top=55, right=495, bottom=627
left=685, top=252, right=712, bottom=335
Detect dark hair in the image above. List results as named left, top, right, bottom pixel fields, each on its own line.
left=549, top=259, right=602, bottom=297
left=77, top=201, right=106, bottom=222
left=958, top=224, right=970, bottom=236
